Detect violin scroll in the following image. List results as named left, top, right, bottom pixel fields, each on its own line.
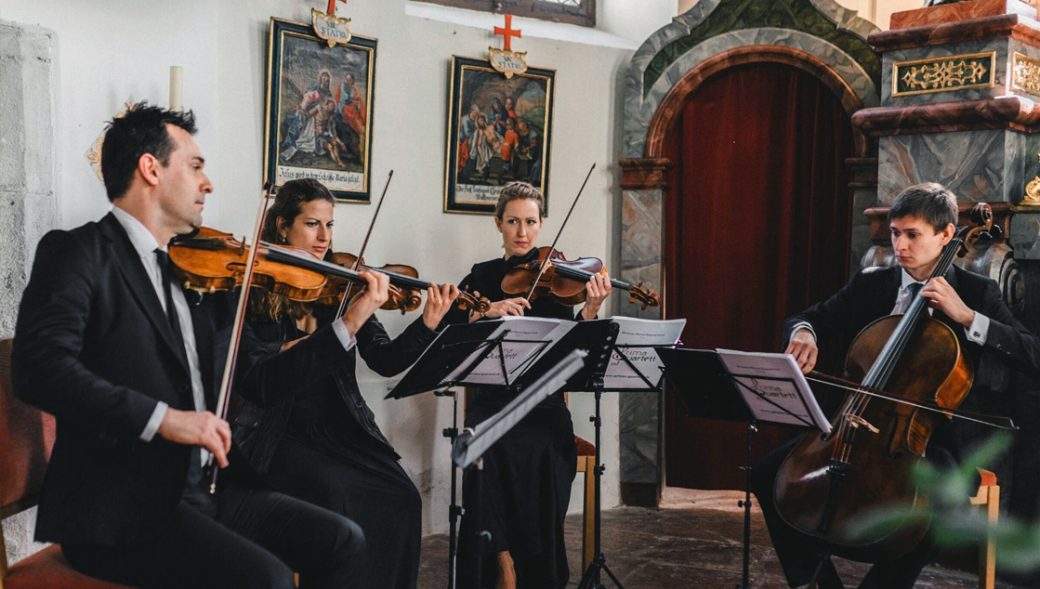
left=627, top=282, right=660, bottom=310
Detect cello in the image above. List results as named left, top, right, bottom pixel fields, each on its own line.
left=773, top=223, right=985, bottom=563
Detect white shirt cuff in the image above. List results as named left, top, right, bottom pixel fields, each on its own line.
left=141, top=401, right=168, bottom=442
left=331, top=319, right=359, bottom=352
left=965, top=312, right=991, bottom=345
left=790, top=322, right=817, bottom=344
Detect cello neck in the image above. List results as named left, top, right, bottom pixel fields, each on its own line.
left=860, top=235, right=963, bottom=390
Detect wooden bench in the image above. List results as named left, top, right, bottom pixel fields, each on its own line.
left=0, top=338, right=133, bottom=589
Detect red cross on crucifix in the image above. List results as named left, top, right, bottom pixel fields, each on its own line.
left=494, top=14, right=522, bottom=52
left=326, top=0, right=347, bottom=17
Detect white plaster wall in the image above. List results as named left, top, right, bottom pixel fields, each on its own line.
left=0, top=0, right=221, bottom=230
left=213, top=0, right=673, bottom=535
left=0, top=0, right=678, bottom=542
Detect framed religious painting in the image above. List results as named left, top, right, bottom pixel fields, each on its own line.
left=264, top=17, right=376, bottom=202
left=444, top=56, right=555, bottom=215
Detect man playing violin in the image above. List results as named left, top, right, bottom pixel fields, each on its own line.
left=11, top=102, right=389, bottom=588
left=752, top=182, right=1040, bottom=589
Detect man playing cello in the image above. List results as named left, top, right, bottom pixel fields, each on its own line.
left=752, top=183, right=1040, bottom=588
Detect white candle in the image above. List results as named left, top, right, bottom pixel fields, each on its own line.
left=169, top=66, right=183, bottom=112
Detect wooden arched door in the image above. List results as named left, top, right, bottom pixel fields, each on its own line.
left=663, top=61, right=856, bottom=490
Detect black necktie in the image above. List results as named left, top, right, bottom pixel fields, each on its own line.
left=907, top=282, right=923, bottom=298
left=156, top=249, right=208, bottom=499
left=154, top=249, right=186, bottom=354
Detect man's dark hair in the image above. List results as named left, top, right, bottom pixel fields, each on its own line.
left=888, top=182, right=958, bottom=232
left=100, top=102, right=197, bottom=201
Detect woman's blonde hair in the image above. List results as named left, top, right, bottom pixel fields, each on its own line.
left=494, top=181, right=545, bottom=220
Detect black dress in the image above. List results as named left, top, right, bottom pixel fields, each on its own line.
left=442, top=249, right=581, bottom=589
left=234, top=305, right=437, bottom=589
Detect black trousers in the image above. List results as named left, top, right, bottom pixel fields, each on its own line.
left=264, top=434, right=423, bottom=589
left=62, top=483, right=364, bottom=589
left=750, top=438, right=955, bottom=589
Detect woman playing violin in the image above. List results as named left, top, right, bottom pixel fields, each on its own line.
left=751, top=183, right=1040, bottom=589
left=441, top=181, right=612, bottom=589
left=233, top=178, right=459, bottom=589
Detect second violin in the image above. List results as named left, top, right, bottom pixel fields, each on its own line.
left=501, top=246, right=660, bottom=309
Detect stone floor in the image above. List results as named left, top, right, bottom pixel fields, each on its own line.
left=418, top=488, right=1027, bottom=588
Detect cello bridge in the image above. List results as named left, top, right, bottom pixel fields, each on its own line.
left=844, top=414, right=880, bottom=434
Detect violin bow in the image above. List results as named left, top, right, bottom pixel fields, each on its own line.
left=524, top=163, right=596, bottom=302
left=335, top=169, right=394, bottom=319
left=807, top=372, right=1017, bottom=431
left=208, top=183, right=277, bottom=493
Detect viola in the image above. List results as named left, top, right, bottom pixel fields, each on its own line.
left=323, top=252, right=424, bottom=314
left=501, top=246, right=660, bottom=309
left=168, top=227, right=327, bottom=302
left=271, top=247, right=491, bottom=316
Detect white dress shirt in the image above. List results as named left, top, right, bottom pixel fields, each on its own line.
left=791, top=268, right=991, bottom=346
left=110, top=206, right=358, bottom=445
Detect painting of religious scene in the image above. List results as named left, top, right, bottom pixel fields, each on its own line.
left=445, top=56, right=555, bottom=215
left=264, top=18, right=376, bottom=202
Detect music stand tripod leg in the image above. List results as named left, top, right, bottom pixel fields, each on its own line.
left=440, top=388, right=462, bottom=589
left=577, top=388, right=625, bottom=589
left=736, top=421, right=757, bottom=589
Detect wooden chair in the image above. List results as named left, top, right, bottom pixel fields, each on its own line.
left=971, top=468, right=1000, bottom=589
left=574, top=435, right=597, bottom=572
left=0, top=338, right=133, bottom=589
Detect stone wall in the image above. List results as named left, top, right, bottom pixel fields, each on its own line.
left=0, top=19, right=58, bottom=567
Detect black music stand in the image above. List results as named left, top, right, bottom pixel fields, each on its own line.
left=386, top=319, right=561, bottom=589
left=657, top=347, right=826, bottom=589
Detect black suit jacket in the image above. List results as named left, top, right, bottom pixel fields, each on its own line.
left=10, top=213, right=348, bottom=546
left=233, top=309, right=437, bottom=474
left=781, top=264, right=1040, bottom=460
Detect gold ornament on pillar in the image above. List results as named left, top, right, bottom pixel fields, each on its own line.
left=1022, top=153, right=1040, bottom=208
left=85, top=99, right=137, bottom=184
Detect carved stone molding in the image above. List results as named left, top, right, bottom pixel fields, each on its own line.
left=847, top=157, right=879, bottom=189
left=852, top=96, right=1040, bottom=136
left=619, top=158, right=671, bottom=190
left=863, top=201, right=1013, bottom=243
left=889, top=0, right=1036, bottom=30
left=871, top=13, right=1040, bottom=53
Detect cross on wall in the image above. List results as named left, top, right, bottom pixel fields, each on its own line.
left=494, top=14, right=522, bottom=52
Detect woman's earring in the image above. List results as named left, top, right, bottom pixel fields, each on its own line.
left=279, top=233, right=287, bottom=244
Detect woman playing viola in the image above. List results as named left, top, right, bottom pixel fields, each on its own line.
left=441, top=181, right=612, bottom=589
left=233, top=178, right=459, bottom=589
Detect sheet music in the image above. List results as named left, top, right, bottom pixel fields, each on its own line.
left=602, top=317, right=686, bottom=390
left=715, top=349, right=831, bottom=434
left=445, top=316, right=575, bottom=385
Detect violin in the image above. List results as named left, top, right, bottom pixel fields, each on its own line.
left=773, top=221, right=990, bottom=562
left=270, top=246, right=491, bottom=316
left=323, top=252, right=423, bottom=314
left=168, top=227, right=327, bottom=302
left=501, top=246, right=660, bottom=309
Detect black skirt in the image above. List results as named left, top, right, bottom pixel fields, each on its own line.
left=458, top=391, right=577, bottom=589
